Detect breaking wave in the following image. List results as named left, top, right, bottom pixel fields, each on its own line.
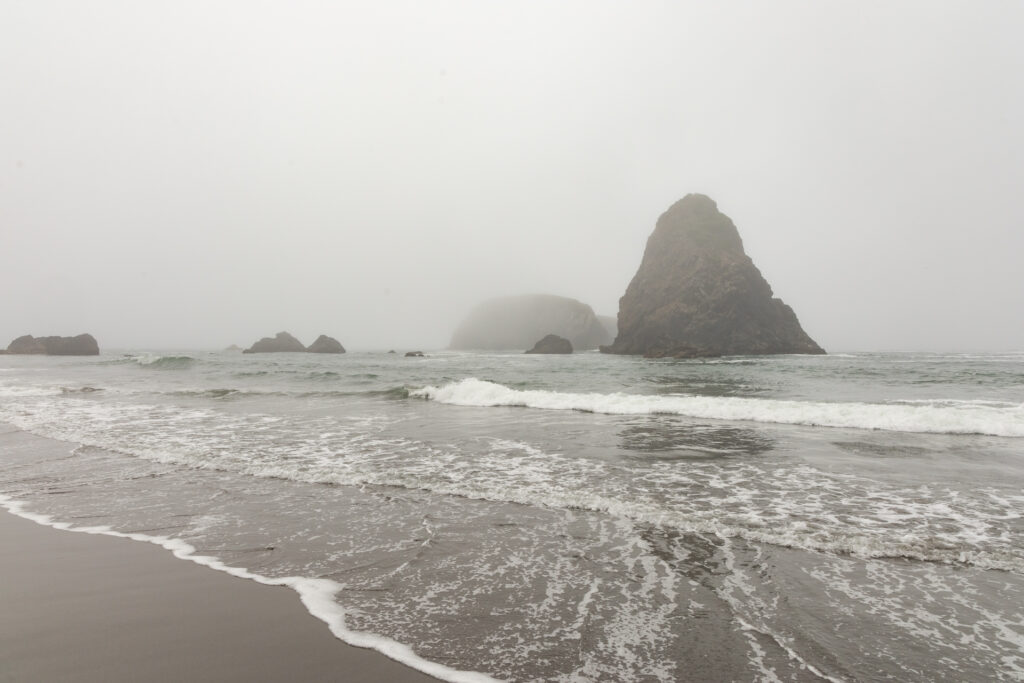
left=133, top=355, right=197, bottom=370
left=411, top=378, right=1024, bottom=437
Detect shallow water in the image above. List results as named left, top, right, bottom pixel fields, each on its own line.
left=1, top=350, right=1022, bottom=681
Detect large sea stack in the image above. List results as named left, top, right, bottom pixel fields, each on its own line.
left=6, top=334, right=100, bottom=356
left=450, top=294, right=610, bottom=351
left=603, top=194, right=824, bottom=358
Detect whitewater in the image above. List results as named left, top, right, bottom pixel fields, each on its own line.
left=1, top=349, right=1022, bottom=681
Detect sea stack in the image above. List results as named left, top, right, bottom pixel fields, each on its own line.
left=306, top=335, right=346, bottom=354
left=6, top=334, right=100, bottom=356
left=525, top=334, right=573, bottom=354
left=451, top=294, right=610, bottom=351
left=603, top=194, right=824, bottom=358
left=242, top=332, right=307, bottom=354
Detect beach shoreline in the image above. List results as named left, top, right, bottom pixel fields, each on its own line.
left=0, top=493, right=438, bottom=683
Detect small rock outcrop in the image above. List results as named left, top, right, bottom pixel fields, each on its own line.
left=405, top=351, right=425, bottom=357
left=525, top=334, right=573, bottom=354
left=6, top=334, right=100, bottom=356
left=603, top=194, right=824, bottom=358
left=224, top=344, right=243, bottom=352
left=307, top=335, right=346, bottom=354
left=450, top=294, right=610, bottom=351
left=242, top=331, right=307, bottom=354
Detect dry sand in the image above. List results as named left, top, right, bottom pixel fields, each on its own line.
left=0, top=508, right=438, bottom=682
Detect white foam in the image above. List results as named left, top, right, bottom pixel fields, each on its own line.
left=0, top=495, right=501, bottom=683
left=411, top=378, right=1024, bottom=437
left=3, top=399, right=1022, bottom=574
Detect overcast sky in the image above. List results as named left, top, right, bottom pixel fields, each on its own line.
left=2, top=2, right=1022, bottom=351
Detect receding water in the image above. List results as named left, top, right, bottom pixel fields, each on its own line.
left=1, top=350, right=1023, bottom=681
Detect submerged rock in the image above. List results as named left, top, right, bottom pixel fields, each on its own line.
left=6, top=334, right=99, bottom=356
left=405, top=351, right=425, bottom=357
left=306, top=335, right=346, bottom=354
left=242, top=331, right=306, bottom=354
left=603, top=194, right=824, bottom=358
left=450, top=294, right=610, bottom=351
left=525, top=334, right=573, bottom=354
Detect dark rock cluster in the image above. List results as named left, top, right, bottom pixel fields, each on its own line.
left=242, top=332, right=345, bottom=354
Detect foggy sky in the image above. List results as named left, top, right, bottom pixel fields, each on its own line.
left=3, top=2, right=1023, bottom=351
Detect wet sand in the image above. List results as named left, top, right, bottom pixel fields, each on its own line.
left=0, top=509, right=437, bottom=683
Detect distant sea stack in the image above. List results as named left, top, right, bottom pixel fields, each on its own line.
left=525, top=334, right=573, bottom=354
left=243, top=332, right=308, bottom=354
left=306, top=335, right=346, bottom=354
left=6, top=334, right=99, bottom=356
left=242, top=332, right=347, bottom=354
left=603, top=195, right=824, bottom=358
left=451, top=294, right=610, bottom=351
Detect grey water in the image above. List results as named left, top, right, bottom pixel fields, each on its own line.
left=1, top=350, right=1022, bottom=681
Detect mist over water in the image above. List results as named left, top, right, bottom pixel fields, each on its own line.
left=3, top=3, right=1024, bottom=681
left=2, top=350, right=1023, bottom=681
left=2, top=3, right=1024, bottom=351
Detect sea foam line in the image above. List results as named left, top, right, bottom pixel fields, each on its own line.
left=411, top=378, right=1024, bottom=437
left=0, top=494, right=500, bottom=683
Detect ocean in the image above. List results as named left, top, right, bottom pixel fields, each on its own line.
left=1, top=349, right=1022, bottom=682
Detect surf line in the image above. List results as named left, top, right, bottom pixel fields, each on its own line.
left=0, top=494, right=500, bottom=683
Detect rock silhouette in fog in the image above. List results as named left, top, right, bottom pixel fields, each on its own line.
left=525, top=334, right=573, bottom=354
left=306, top=335, right=346, bottom=354
left=450, top=294, right=610, bottom=351
left=603, top=194, right=824, bottom=358
left=242, top=331, right=307, bottom=354
left=6, top=334, right=100, bottom=356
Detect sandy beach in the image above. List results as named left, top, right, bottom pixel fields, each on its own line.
left=0, top=507, right=437, bottom=683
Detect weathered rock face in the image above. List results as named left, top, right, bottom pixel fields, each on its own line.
left=451, top=294, right=610, bottom=351
left=242, top=331, right=307, bottom=354
left=7, top=335, right=47, bottom=354
left=306, top=335, right=346, bottom=354
left=525, top=334, right=573, bottom=354
left=7, top=334, right=99, bottom=356
left=603, top=195, right=824, bottom=358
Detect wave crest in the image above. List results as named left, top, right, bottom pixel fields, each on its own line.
left=134, top=355, right=197, bottom=370
left=410, top=378, right=1024, bottom=437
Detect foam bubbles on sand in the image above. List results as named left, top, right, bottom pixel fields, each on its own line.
left=0, top=493, right=499, bottom=683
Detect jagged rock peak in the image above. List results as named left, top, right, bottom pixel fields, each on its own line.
left=602, top=195, right=824, bottom=358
